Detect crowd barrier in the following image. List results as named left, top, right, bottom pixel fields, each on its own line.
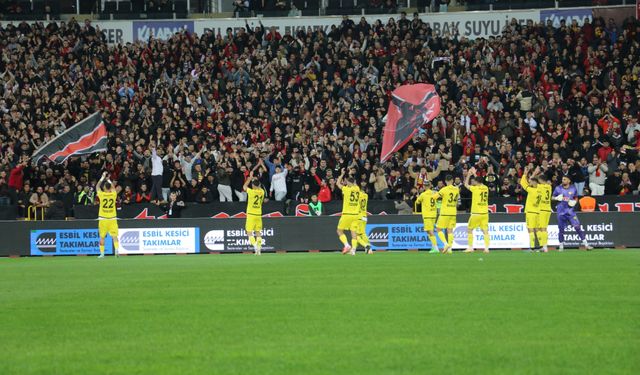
left=1, top=212, right=637, bottom=257
left=14, top=5, right=633, bottom=45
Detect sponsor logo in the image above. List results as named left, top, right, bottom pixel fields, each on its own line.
left=540, top=9, right=592, bottom=27
left=120, top=231, right=140, bottom=251
left=204, top=230, right=225, bottom=251
left=133, top=21, right=194, bottom=41
left=367, top=226, right=389, bottom=247
left=117, top=227, right=199, bottom=254
left=34, top=232, right=57, bottom=252
left=30, top=229, right=111, bottom=256
left=453, top=225, right=469, bottom=246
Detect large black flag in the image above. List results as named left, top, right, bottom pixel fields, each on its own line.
left=32, top=112, right=108, bottom=164
left=380, top=84, right=441, bottom=163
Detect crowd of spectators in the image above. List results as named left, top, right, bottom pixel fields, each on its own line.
left=0, top=12, right=639, bottom=218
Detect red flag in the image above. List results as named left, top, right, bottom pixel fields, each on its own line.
left=380, top=84, right=441, bottom=163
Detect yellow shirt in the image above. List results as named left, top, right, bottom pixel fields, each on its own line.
left=520, top=174, right=539, bottom=214
left=359, top=191, right=369, bottom=218
left=341, top=185, right=361, bottom=215
left=415, top=189, right=438, bottom=219
left=246, top=187, right=265, bottom=216
left=468, top=184, right=489, bottom=215
left=437, top=185, right=459, bottom=216
left=97, top=190, right=117, bottom=219
left=537, top=183, right=552, bottom=212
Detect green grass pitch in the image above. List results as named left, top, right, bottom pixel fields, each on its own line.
left=1, top=250, right=639, bottom=375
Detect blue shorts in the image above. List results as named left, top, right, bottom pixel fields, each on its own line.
left=557, top=213, right=580, bottom=229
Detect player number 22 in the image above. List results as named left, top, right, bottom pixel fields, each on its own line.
left=101, top=198, right=115, bottom=209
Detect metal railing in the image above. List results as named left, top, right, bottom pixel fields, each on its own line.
left=27, top=206, right=46, bottom=221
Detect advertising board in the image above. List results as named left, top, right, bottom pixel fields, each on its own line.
left=118, top=227, right=199, bottom=254
left=30, top=229, right=113, bottom=256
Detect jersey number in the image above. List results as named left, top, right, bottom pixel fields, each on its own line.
left=430, top=198, right=436, bottom=207
left=480, top=191, right=488, bottom=204
left=253, top=194, right=263, bottom=207
left=101, top=198, right=115, bottom=209
left=447, top=194, right=458, bottom=204
left=349, top=191, right=360, bottom=204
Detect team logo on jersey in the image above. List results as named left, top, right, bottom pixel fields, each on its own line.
left=119, top=231, right=140, bottom=251
left=204, top=230, right=225, bottom=251
left=34, top=232, right=57, bottom=252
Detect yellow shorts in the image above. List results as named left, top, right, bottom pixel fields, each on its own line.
left=525, top=213, right=538, bottom=229
left=536, top=211, right=551, bottom=230
left=337, top=214, right=360, bottom=231
left=422, top=218, right=436, bottom=232
left=436, top=215, right=456, bottom=229
left=245, top=215, right=263, bottom=233
left=98, top=218, right=119, bottom=239
left=468, top=214, right=489, bottom=230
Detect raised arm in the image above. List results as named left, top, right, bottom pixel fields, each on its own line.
left=520, top=166, right=530, bottom=191
left=464, top=167, right=475, bottom=190
left=336, top=169, right=346, bottom=190
left=96, top=171, right=108, bottom=193
left=243, top=170, right=253, bottom=192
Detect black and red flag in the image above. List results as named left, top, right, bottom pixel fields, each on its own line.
left=380, top=84, right=441, bottom=163
left=32, top=112, right=108, bottom=164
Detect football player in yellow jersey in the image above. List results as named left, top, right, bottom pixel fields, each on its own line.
left=535, top=173, right=553, bottom=253
left=336, top=169, right=361, bottom=255
left=434, top=175, right=459, bottom=254
left=243, top=171, right=265, bottom=255
left=355, top=185, right=372, bottom=254
left=463, top=167, right=490, bottom=253
left=520, top=166, right=540, bottom=250
left=414, top=181, right=440, bottom=254
left=96, top=171, right=119, bottom=258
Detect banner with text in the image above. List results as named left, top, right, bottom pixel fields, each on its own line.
left=30, top=229, right=113, bottom=256
left=118, top=227, right=199, bottom=254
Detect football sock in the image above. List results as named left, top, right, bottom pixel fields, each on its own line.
left=428, top=235, right=438, bottom=250
left=437, top=231, right=447, bottom=246
left=573, top=225, right=585, bottom=241
left=538, top=231, right=547, bottom=246
left=339, top=234, right=349, bottom=246
left=99, top=244, right=104, bottom=255
left=351, top=238, right=358, bottom=251
left=249, top=236, right=256, bottom=246
left=447, top=232, right=454, bottom=247
left=358, top=235, right=370, bottom=248
left=529, top=232, right=536, bottom=248
left=558, top=227, right=565, bottom=244
left=256, top=237, right=262, bottom=250
left=483, top=233, right=490, bottom=249
left=467, top=232, right=473, bottom=248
